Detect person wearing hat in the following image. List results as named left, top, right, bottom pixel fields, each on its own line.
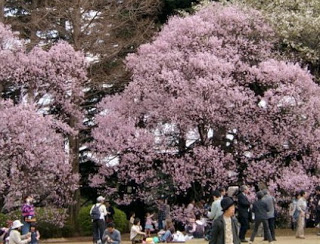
left=8, top=220, right=31, bottom=244
left=209, top=197, right=240, bottom=244
left=90, top=196, right=108, bottom=244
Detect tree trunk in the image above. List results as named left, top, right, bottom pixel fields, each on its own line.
left=67, top=1, right=82, bottom=232
left=29, top=0, right=39, bottom=49
left=0, top=0, right=4, bottom=23
left=68, top=115, right=80, bottom=232
left=71, top=0, right=81, bottom=50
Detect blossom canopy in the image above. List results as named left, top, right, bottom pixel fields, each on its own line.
left=92, top=3, right=320, bottom=206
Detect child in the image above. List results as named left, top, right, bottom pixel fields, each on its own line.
left=145, top=213, right=154, bottom=237
left=29, top=224, right=40, bottom=244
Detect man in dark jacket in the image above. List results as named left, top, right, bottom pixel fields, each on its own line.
left=249, top=191, right=273, bottom=244
left=262, top=189, right=276, bottom=241
left=105, top=201, right=115, bottom=223
left=237, top=185, right=250, bottom=242
left=210, top=197, right=241, bottom=244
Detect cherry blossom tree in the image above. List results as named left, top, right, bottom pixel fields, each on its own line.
left=0, top=23, right=86, bottom=219
left=0, top=100, right=78, bottom=210
left=92, top=2, right=320, bottom=210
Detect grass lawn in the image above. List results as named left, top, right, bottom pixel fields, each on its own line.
left=43, top=228, right=319, bottom=244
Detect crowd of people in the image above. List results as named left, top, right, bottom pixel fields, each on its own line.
left=89, top=196, right=116, bottom=244
left=0, top=195, right=40, bottom=244
left=0, top=185, right=317, bottom=244
left=89, top=185, right=320, bottom=244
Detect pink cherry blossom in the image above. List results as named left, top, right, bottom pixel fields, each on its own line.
left=91, top=3, right=319, bottom=215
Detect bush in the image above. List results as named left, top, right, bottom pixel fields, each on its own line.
left=5, top=208, right=71, bottom=239
left=0, top=213, right=8, bottom=226
left=77, top=205, right=129, bottom=235
left=77, top=205, right=92, bottom=236
left=113, top=208, right=128, bottom=233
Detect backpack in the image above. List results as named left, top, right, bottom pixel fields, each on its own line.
left=91, top=204, right=101, bottom=220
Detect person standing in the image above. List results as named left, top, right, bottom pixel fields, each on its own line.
left=29, top=225, right=40, bottom=244
left=164, top=199, right=171, bottom=226
left=237, top=185, right=250, bottom=242
left=144, top=212, right=154, bottom=237
left=289, top=193, right=299, bottom=230
left=249, top=191, right=273, bottom=244
left=208, top=190, right=223, bottom=220
left=262, top=189, right=276, bottom=241
left=21, top=196, right=35, bottom=235
left=296, top=190, right=307, bottom=239
left=157, top=199, right=166, bottom=230
left=219, top=188, right=227, bottom=198
left=8, top=220, right=31, bottom=244
left=209, top=197, right=240, bottom=244
left=105, top=201, right=115, bottom=223
left=309, top=186, right=320, bottom=236
left=90, top=196, right=108, bottom=244
left=102, top=222, right=121, bottom=244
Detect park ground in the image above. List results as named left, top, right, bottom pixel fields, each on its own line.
left=43, top=229, right=320, bottom=244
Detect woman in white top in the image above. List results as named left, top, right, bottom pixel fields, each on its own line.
left=90, top=196, right=108, bottom=244
left=130, top=218, right=145, bottom=244
left=296, top=190, right=307, bottom=239
left=9, top=220, right=31, bottom=244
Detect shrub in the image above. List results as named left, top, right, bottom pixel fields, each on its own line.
left=5, top=208, right=70, bottom=239
left=113, top=208, right=128, bottom=233
left=0, top=213, right=8, bottom=227
left=77, top=205, right=92, bottom=236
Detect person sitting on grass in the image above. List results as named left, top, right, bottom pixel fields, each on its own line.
left=130, top=218, right=146, bottom=244
left=159, top=220, right=175, bottom=243
left=102, top=222, right=121, bottom=244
